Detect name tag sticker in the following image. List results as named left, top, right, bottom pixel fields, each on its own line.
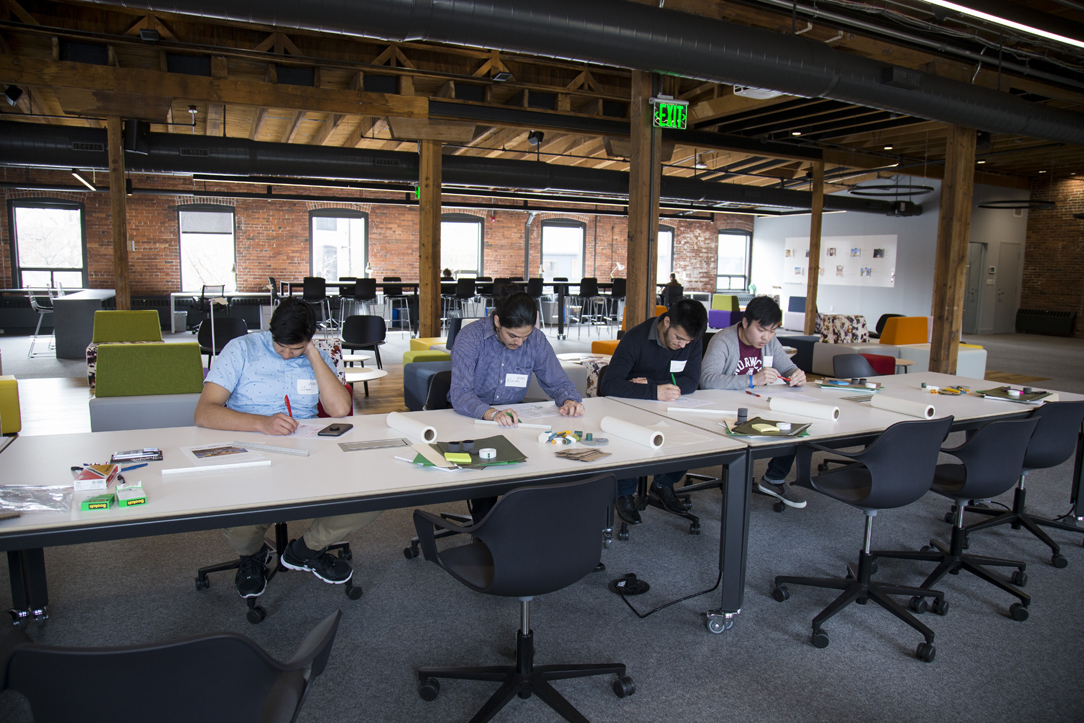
left=505, top=373, right=529, bottom=388
left=296, top=378, right=319, bottom=395
left=670, top=360, right=687, bottom=373
left=763, top=355, right=774, bottom=368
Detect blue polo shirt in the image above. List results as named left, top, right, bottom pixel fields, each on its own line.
left=204, top=331, right=337, bottom=419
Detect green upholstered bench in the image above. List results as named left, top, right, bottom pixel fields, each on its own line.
left=86, top=310, right=165, bottom=389
left=89, top=343, right=206, bottom=432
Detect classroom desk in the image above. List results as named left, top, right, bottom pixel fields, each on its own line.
left=0, top=397, right=747, bottom=630
left=168, top=291, right=272, bottom=333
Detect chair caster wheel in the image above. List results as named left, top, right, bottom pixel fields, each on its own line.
left=345, top=583, right=363, bottom=600
left=246, top=606, right=267, bottom=624
left=339, top=548, right=353, bottom=561
left=1009, top=602, right=1029, bottom=621
left=920, top=545, right=932, bottom=553
left=856, top=595, right=868, bottom=605
left=689, top=521, right=701, bottom=535
left=404, top=546, right=419, bottom=560
left=518, top=688, right=532, bottom=699
left=908, top=596, right=928, bottom=614
left=681, top=496, right=692, bottom=510
left=1011, top=570, right=1027, bottom=587
left=916, top=642, right=936, bottom=662
left=617, top=525, right=629, bottom=542
left=418, top=677, right=440, bottom=701
left=771, top=585, right=790, bottom=602
left=773, top=501, right=786, bottom=513
left=1051, top=554, right=1068, bottom=569
left=34, top=614, right=48, bottom=629
left=707, top=616, right=733, bottom=634
left=195, top=576, right=210, bottom=591
left=613, top=675, right=636, bottom=698
left=930, top=598, right=949, bottom=616
left=811, top=630, right=830, bottom=649
left=943, top=512, right=954, bottom=524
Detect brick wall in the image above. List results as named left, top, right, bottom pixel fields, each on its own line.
left=1, top=169, right=752, bottom=296
left=1020, top=177, right=1084, bottom=338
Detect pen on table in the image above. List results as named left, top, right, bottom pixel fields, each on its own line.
left=746, top=390, right=764, bottom=398
left=121, top=463, right=148, bottom=472
left=284, top=395, right=293, bottom=418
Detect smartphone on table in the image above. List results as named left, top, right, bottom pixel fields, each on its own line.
left=318, top=423, right=353, bottom=437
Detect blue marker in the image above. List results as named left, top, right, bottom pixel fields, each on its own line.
left=121, top=463, right=148, bottom=472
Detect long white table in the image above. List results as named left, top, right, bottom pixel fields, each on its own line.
left=169, top=291, right=272, bottom=333
left=0, top=397, right=747, bottom=629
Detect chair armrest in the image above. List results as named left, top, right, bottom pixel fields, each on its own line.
left=281, top=610, right=342, bottom=677
left=412, top=509, right=474, bottom=563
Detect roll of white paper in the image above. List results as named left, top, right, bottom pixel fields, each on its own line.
left=767, top=397, right=840, bottom=421
left=870, top=395, right=936, bottom=419
left=386, top=412, right=437, bottom=442
left=600, top=416, right=664, bottom=449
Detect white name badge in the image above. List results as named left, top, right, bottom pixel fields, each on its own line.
left=763, top=355, right=774, bottom=368
left=296, top=378, right=319, bottom=395
left=669, top=359, right=687, bottom=373
left=505, top=373, right=529, bottom=388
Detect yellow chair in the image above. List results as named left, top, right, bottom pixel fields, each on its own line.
left=879, top=317, right=928, bottom=346
left=0, top=375, right=21, bottom=434
left=620, top=305, right=667, bottom=332
left=403, top=350, right=451, bottom=364
left=410, top=337, right=447, bottom=351
left=711, top=294, right=740, bottom=312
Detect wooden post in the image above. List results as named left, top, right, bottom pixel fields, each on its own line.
left=106, top=116, right=130, bottom=310
left=418, top=139, right=442, bottom=338
left=626, top=70, right=662, bottom=329
left=930, top=126, right=977, bottom=374
left=803, top=161, right=824, bottom=335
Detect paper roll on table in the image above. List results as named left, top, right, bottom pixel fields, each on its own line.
left=600, top=416, right=664, bottom=449
left=767, top=397, right=840, bottom=421
left=386, top=412, right=437, bottom=442
left=870, top=395, right=936, bottom=419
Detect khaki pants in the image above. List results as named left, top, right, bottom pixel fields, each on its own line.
left=222, top=511, right=382, bottom=557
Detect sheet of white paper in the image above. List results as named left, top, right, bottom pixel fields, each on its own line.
left=493, top=402, right=562, bottom=420
left=666, top=397, right=713, bottom=408
left=288, top=420, right=327, bottom=438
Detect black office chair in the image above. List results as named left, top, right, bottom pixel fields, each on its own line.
left=381, top=277, right=411, bottom=335
left=267, top=276, right=280, bottom=306
left=302, top=276, right=333, bottom=331
left=958, top=401, right=1084, bottom=567
left=608, top=277, right=627, bottom=326
left=351, top=277, right=380, bottom=318
left=526, top=277, right=547, bottom=329
left=832, top=353, right=878, bottom=379
left=197, top=316, right=248, bottom=367
left=875, top=417, right=1040, bottom=621
left=772, top=416, right=954, bottom=662
left=413, top=474, right=634, bottom=719
left=0, top=609, right=342, bottom=723
left=189, top=284, right=225, bottom=332
left=452, top=277, right=476, bottom=318
left=334, top=276, right=357, bottom=325
left=341, top=314, right=387, bottom=369
left=869, top=313, right=904, bottom=339
left=576, top=277, right=608, bottom=334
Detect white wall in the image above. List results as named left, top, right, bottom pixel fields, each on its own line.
left=751, top=177, right=1028, bottom=335
left=968, top=184, right=1030, bottom=334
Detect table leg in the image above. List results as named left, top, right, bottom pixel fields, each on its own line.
left=706, top=450, right=750, bottom=632
left=1071, top=422, right=1083, bottom=522
left=557, top=284, right=566, bottom=339
left=7, top=548, right=48, bottom=629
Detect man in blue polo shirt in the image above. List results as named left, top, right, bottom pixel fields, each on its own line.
left=600, top=299, right=708, bottom=525
left=194, top=297, right=380, bottom=599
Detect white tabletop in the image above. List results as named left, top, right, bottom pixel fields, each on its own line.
left=875, top=372, right=1083, bottom=422
left=0, top=397, right=745, bottom=543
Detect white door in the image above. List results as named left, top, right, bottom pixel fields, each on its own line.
left=994, top=242, right=1022, bottom=334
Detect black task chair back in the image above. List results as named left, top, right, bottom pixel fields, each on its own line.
left=1, top=610, right=342, bottom=723
left=610, top=277, right=627, bottom=299
left=423, top=370, right=452, bottom=411
left=341, top=314, right=387, bottom=348
left=267, top=276, right=279, bottom=305
left=833, top=353, right=878, bottom=379
left=871, top=313, right=905, bottom=338
left=578, top=277, right=600, bottom=298
left=940, top=417, right=1040, bottom=500
left=1023, top=401, right=1084, bottom=471
left=301, top=276, right=326, bottom=302
left=197, top=316, right=248, bottom=355
left=446, top=316, right=482, bottom=351
left=353, top=277, right=377, bottom=303
left=415, top=475, right=614, bottom=598
left=454, top=278, right=476, bottom=300
left=382, top=277, right=404, bottom=297
left=526, top=277, right=544, bottom=299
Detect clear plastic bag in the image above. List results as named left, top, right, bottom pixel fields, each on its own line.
left=0, top=485, right=73, bottom=512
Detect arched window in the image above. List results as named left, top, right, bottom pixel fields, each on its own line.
left=440, top=213, right=484, bottom=277
left=7, top=198, right=88, bottom=289
left=540, top=219, right=586, bottom=280
left=309, top=209, right=368, bottom=279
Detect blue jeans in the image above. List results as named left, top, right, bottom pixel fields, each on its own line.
left=763, top=452, right=796, bottom=484
left=617, top=469, right=686, bottom=498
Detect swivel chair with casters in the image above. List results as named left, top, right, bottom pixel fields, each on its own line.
left=1, top=609, right=341, bottom=723
left=413, top=474, right=634, bottom=721
left=956, top=401, right=1084, bottom=568
left=195, top=525, right=359, bottom=624
left=772, top=415, right=954, bottom=662
left=341, top=314, right=387, bottom=369
left=197, top=316, right=248, bottom=367
left=875, top=416, right=1039, bottom=622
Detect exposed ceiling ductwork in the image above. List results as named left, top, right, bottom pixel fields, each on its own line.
left=0, top=123, right=917, bottom=215
left=86, top=0, right=1084, bottom=145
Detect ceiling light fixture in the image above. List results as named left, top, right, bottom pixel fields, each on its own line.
left=139, top=28, right=160, bottom=42
left=917, top=0, right=1084, bottom=51
left=791, top=130, right=802, bottom=136
left=4, top=85, right=22, bottom=105
left=71, top=170, right=96, bottom=191
left=492, top=71, right=513, bottom=82
left=527, top=130, right=544, bottom=147
left=884, top=145, right=893, bottom=150
left=977, top=159, right=986, bottom=164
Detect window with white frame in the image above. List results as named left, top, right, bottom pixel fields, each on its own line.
left=441, top=214, right=483, bottom=277
left=179, top=206, right=236, bottom=292
left=310, top=210, right=368, bottom=280
left=716, top=230, right=751, bottom=291
left=541, top=220, right=585, bottom=281
left=8, top=199, right=87, bottom=289
left=657, top=226, right=675, bottom=284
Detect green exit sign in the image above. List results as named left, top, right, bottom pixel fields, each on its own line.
left=651, top=95, right=689, bottom=130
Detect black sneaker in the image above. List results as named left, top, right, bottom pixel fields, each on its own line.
left=757, top=479, right=807, bottom=508
left=651, top=483, right=688, bottom=514
left=235, top=544, right=273, bottom=599
left=616, top=495, right=642, bottom=525
left=281, top=539, right=353, bottom=584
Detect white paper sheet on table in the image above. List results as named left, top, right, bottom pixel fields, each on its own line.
left=645, top=420, right=713, bottom=446
left=666, top=397, right=713, bottom=408
left=493, top=402, right=562, bottom=420
left=288, top=420, right=327, bottom=438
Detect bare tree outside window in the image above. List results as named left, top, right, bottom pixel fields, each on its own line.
left=11, top=204, right=86, bottom=288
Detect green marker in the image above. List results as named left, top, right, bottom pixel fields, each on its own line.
left=671, top=373, right=677, bottom=386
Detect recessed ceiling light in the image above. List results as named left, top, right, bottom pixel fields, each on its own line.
left=883, top=145, right=893, bottom=150
left=1039, top=170, right=1047, bottom=173
left=977, top=159, right=986, bottom=164
left=791, top=130, right=802, bottom=136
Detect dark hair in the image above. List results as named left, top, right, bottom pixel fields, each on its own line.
left=269, top=297, right=317, bottom=345
left=667, top=298, right=708, bottom=338
left=493, top=290, right=537, bottom=329
left=743, top=295, right=783, bottom=328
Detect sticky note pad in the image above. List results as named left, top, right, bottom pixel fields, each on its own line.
left=444, top=452, right=473, bottom=464
left=751, top=423, right=779, bottom=433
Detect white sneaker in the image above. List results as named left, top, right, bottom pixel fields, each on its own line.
left=757, top=479, right=807, bottom=508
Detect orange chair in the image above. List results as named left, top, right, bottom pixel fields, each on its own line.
left=879, top=317, right=928, bottom=346
left=593, top=306, right=667, bottom=355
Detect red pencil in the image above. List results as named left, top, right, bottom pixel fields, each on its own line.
left=746, top=390, right=763, bottom=398
left=284, top=395, right=293, bottom=418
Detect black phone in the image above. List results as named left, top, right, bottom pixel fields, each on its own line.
left=318, top=423, right=353, bottom=437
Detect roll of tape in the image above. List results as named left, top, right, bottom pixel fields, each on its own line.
left=479, top=448, right=497, bottom=460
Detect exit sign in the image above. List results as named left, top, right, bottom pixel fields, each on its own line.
left=650, top=95, right=689, bottom=130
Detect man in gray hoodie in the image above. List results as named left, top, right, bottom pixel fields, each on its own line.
left=701, top=296, right=808, bottom=508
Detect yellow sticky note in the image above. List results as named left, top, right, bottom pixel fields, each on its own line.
left=444, top=452, right=473, bottom=464
left=751, top=423, right=779, bottom=433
